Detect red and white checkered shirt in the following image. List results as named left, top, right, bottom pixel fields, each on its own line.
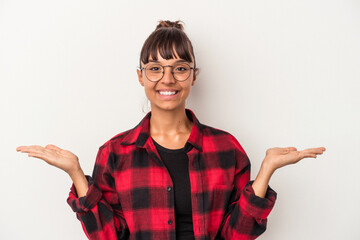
left=67, top=108, right=277, bottom=240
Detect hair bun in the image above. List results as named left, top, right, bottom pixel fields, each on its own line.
left=155, top=20, right=184, bottom=31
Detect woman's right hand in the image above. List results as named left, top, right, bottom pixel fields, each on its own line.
left=16, top=144, right=81, bottom=176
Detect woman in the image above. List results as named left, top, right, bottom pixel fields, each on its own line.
left=16, top=20, right=326, bottom=240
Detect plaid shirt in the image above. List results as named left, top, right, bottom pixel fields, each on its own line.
left=67, top=108, right=277, bottom=240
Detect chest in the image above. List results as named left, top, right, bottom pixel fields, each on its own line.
left=150, top=132, right=191, bottom=149
left=112, top=146, right=236, bottom=238
left=113, top=145, right=236, bottom=194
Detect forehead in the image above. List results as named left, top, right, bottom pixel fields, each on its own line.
left=147, top=49, right=192, bottom=64
left=150, top=48, right=179, bottom=60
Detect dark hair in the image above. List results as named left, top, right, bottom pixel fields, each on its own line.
left=139, top=20, right=196, bottom=69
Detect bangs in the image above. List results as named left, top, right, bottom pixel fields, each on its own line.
left=140, top=28, right=195, bottom=67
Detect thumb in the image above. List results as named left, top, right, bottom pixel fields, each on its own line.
left=45, top=144, right=62, bottom=151
left=287, top=147, right=297, bottom=151
left=282, top=147, right=297, bottom=154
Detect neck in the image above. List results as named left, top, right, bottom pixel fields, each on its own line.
left=149, top=105, right=192, bottom=136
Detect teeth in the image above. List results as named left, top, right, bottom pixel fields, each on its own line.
left=158, top=91, right=177, bottom=95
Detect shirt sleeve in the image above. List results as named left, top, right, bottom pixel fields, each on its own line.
left=67, top=145, right=129, bottom=240
left=216, top=135, right=277, bottom=240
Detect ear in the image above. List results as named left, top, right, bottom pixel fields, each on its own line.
left=137, top=68, right=144, bottom=87
left=191, top=68, right=198, bottom=86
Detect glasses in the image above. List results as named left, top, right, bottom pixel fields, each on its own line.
left=138, top=62, right=195, bottom=82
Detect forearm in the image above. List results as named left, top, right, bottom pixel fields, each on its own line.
left=68, top=167, right=89, bottom=198
left=217, top=160, right=277, bottom=239
left=252, top=161, right=276, bottom=198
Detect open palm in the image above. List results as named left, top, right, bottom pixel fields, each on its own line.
left=16, top=144, right=79, bottom=174
left=264, top=146, right=326, bottom=170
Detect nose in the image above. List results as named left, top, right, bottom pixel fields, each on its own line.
left=160, top=66, right=176, bottom=84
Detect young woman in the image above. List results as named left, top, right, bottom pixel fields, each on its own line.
left=16, top=20, right=326, bottom=240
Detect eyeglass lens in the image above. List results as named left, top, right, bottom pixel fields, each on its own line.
left=144, top=63, right=191, bottom=81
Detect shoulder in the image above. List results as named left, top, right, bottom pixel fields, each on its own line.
left=199, top=123, right=247, bottom=154
left=97, top=129, right=133, bottom=151
left=200, top=122, right=237, bottom=142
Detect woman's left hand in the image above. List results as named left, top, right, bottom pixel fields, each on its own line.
left=263, top=146, right=326, bottom=172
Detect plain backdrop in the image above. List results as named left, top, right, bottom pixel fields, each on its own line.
left=1, top=0, right=359, bottom=239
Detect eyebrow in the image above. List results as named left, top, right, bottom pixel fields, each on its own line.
left=149, top=59, right=189, bottom=64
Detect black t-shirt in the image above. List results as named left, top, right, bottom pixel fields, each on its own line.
left=152, top=137, right=195, bottom=240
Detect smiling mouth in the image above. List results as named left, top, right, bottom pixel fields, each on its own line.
left=156, top=90, right=179, bottom=96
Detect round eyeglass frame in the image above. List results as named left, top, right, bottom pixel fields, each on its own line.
left=138, top=62, right=196, bottom=82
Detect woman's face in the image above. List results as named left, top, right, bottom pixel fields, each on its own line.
left=137, top=51, right=197, bottom=112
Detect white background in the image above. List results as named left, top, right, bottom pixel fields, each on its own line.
left=1, top=0, right=359, bottom=239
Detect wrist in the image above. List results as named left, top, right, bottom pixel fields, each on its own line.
left=256, top=161, right=276, bottom=183
left=68, top=166, right=89, bottom=198
left=68, top=165, right=84, bottom=180
left=261, top=158, right=277, bottom=174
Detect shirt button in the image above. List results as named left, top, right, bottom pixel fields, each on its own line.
left=168, top=220, right=173, bottom=225
left=167, top=186, right=172, bottom=192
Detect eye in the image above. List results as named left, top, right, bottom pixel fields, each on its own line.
left=146, top=64, right=162, bottom=72
left=176, top=67, right=187, bottom=71
left=174, top=64, right=190, bottom=72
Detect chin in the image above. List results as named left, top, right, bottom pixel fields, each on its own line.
left=152, top=102, right=185, bottom=111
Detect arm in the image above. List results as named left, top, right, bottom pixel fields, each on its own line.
left=216, top=136, right=277, bottom=240
left=251, top=162, right=275, bottom=198
left=252, top=146, right=326, bottom=198
left=67, top=145, right=129, bottom=240
left=217, top=138, right=326, bottom=239
left=16, top=143, right=129, bottom=239
left=68, top=167, right=88, bottom=198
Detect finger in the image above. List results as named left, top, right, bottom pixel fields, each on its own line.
left=307, top=148, right=326, bottom=155
left=30, top=145, right=47, bottom=154
left=17, top=146, right=58, bottom=166
left=27, top=148, right=57, bottom=161
left=18, top=145, right=45, bottom=155
left=312, top=147, right=325, bottom=152
left=21, top=145, right=44, bottom=150
left=28, top=152, right=41, bottom=158
left=16, top=146, right=25, bottom=151
left=282, top=147, right=297, bottom=154
left=16, top=146, right=36, bottom=153
left=27, top=152, right=51, bottom=163
left=45, top=144, right=62, bottom=151
left=16, top=145, right=30, bottom=152
left=299, top=147, right=321, bottom=155
left=44, top=146, right=61, bottom=154
left=299, top=151, right=318, bottom=159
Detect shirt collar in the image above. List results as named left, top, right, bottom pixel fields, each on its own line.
left=120, top=108, right=203, bottom=152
